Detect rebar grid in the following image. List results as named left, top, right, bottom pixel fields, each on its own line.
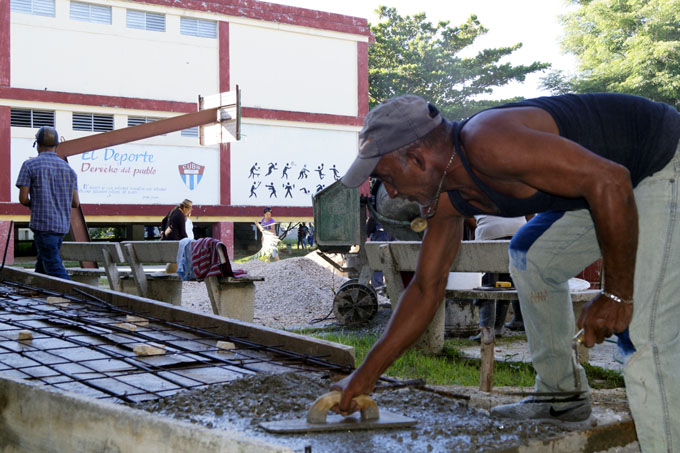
left=0, top=280, right=352, bottom=403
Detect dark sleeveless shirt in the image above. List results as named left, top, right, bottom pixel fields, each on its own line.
left=447, top=93, right=680, bottom=217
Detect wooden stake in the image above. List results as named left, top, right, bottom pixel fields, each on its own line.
left=480, top=327, right=495, bottom=392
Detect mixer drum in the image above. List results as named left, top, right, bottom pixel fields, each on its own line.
left=373, top=183, right=424, bottom=241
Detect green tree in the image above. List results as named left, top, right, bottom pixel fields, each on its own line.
left=369, top=7, right=549, bottom=120
left=546, top=0, right=680, bottom=107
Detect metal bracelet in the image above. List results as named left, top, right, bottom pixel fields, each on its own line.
left=601, top=290, right=633, bottom=305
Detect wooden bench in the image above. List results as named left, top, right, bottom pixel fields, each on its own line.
left=120, top=240, right=263, bottom=321
left=365, top=240, right=597, bottom=305
left=365, top=240, right=598, bottom=364
left=60, top=242, right=131, bottom=291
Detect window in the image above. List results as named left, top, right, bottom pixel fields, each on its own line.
left=73, top=113, right=114, bottom=132
left=10, top=0, right=55, bottom=17
left=181, top=127, right=199, bottom=137
left=126, top=9, right=165, bottom=32
left=127, top=116, right=160, bottom=127
left=128, top=116, right=166, bottom=135
left=10, top=109, right=55, bottom=128
left=180, top=17, right=217, bottom=38
left=70, top=1, right=111, bottom=24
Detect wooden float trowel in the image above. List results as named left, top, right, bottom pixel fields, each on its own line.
left=259, top=390, right=417, bottom=433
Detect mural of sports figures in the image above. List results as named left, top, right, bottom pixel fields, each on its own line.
left=230, top=123, right=356, bottom=207
left=244, top=160, right=339, bottom=200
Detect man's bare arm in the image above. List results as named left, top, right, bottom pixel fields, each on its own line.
left=332, top=198, right=464, bottom=413
left=18, top=186, right=30, bottom=208
left=71, top=190, right=80, bottom=208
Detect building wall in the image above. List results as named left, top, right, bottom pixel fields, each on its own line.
left=1, top=0, right=370, bottom=226
left=10, top=2, right=219, bottom=102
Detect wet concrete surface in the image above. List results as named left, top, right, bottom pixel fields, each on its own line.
left=134, top=372, right=599, bottom=453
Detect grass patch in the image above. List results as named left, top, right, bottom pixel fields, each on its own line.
left=300, top=330, right=624, bottom=389
left=583, top=363, right=625, bottom=389
left=306, top=331, right=536, bottom=387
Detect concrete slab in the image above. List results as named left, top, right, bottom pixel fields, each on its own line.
left=0, top=373, right=293, bottom=453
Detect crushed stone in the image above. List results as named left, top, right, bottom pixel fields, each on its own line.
left=181, top=253, right=391, bottom=330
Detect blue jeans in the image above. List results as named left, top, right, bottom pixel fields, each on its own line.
left=509, top=146, right=680, bottom=452
left=33, top=230, right=70, bottom=280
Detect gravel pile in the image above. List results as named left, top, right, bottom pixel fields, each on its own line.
left=182, top=253, right=390, bottom=330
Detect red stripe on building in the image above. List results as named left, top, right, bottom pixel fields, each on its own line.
left=220, top=143, right=231, bottom=205
left=0, top=107, right=10, bottom=201
left=0, top=203, right=312, bottom=217
left=219, top=21, right=230, bottom=92
left=1, top=88, right=364, bottom=125
left=0, top=87, right=197, bottom=113
left=0, top=0, right=9, bottom=87
left=131, top=0, right=371, bottom=37
left=242, top=107, right=363, bottom=127
left=357, top=41, right=369, bottom=118
left=219, top=21, right=231, bottom=206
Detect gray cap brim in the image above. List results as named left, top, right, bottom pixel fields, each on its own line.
left=340, top=154, right=382, bottom=188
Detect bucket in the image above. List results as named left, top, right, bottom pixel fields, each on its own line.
left=445, top=299, right=479, bottom=337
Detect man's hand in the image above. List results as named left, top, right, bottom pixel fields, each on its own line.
left=577, top=294, right=633, bottom=347
left=329, top=370, right=377, bottom=416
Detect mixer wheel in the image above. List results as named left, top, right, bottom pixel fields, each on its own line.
left=333, top=280, right=378, bottom=326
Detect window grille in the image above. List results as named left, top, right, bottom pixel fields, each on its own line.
left=127, top=116, right=160, bottom=127
left=181, top=127, right=199, bottom=137
left=70, top=1, right=111, bottom=24
left=126, top=9, right=165, bottom=32
left=73, top=113, right=114, bottom=132
left=180, top=17, right=217, bottom=38
left=11, top=0, right=55, bottom=16
left=10, top=109, right=55, bottom=128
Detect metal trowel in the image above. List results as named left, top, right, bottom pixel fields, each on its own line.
left=259, top=391, right=417, bottom=433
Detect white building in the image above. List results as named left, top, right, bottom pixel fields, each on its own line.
left=0, top=0, right=370, bottom=260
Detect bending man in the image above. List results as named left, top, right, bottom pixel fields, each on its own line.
left=336, top=94, right=679, bottom=452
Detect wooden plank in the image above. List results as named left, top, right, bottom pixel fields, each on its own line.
left=122, top=243, right=148, bottom=297
left=120, top=241, right=179, bottom=263
left=60, top=242, right=125, bottom=264
left=102, top=248, right=123, bottom=292
left=365, top=241, right=511, bottom=274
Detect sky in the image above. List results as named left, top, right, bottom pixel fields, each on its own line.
left=272, top=0, right=578, bottom=99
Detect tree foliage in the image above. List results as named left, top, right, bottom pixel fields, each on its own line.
left=368, top=7, right=549, bottom=120
left=547, top=0, right=680, bottom=108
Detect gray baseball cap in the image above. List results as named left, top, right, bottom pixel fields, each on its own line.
left=341, top=94, right=442, bottom=188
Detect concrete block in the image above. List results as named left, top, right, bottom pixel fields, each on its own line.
left=205, top=276, right=255, bottom=322
left=146, top=278, right=183, bottom=306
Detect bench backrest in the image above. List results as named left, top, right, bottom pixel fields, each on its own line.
left=365, top=240, right=511, bottom=274
left=60, top=242, right=127, bottom=291
left=60, top=242, right=125, bottom=264
left=120, top=241, right=179, bottom=264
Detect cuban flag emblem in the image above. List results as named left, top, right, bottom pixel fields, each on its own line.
left=178, top=162, right=205, bottom=190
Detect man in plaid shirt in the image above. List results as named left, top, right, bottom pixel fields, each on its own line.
left=16, top=126, right=79, bottom=279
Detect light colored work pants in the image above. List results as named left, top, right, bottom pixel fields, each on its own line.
left=509, top=146, right=680, bottom=452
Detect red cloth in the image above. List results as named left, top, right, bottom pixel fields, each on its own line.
left=191, top=237, right=248, bottom=280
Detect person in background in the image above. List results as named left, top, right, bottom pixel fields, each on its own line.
left=185, top=203, right=195, bottom=240
left=161, top=199, right=192, bottom=241
left=307, top=223, right=315, bottom=247
left=366, top=217, right=394, bottom=289
left=255, top=207, right=280, bottom=262
left=16, top=126, right=79, bottom=280
left=468, top=215, right=526, bottom=341
left=297, top=222, right=309, bottom=249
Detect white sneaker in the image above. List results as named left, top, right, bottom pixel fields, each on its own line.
left=491, top=394, right=591, bottom=422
